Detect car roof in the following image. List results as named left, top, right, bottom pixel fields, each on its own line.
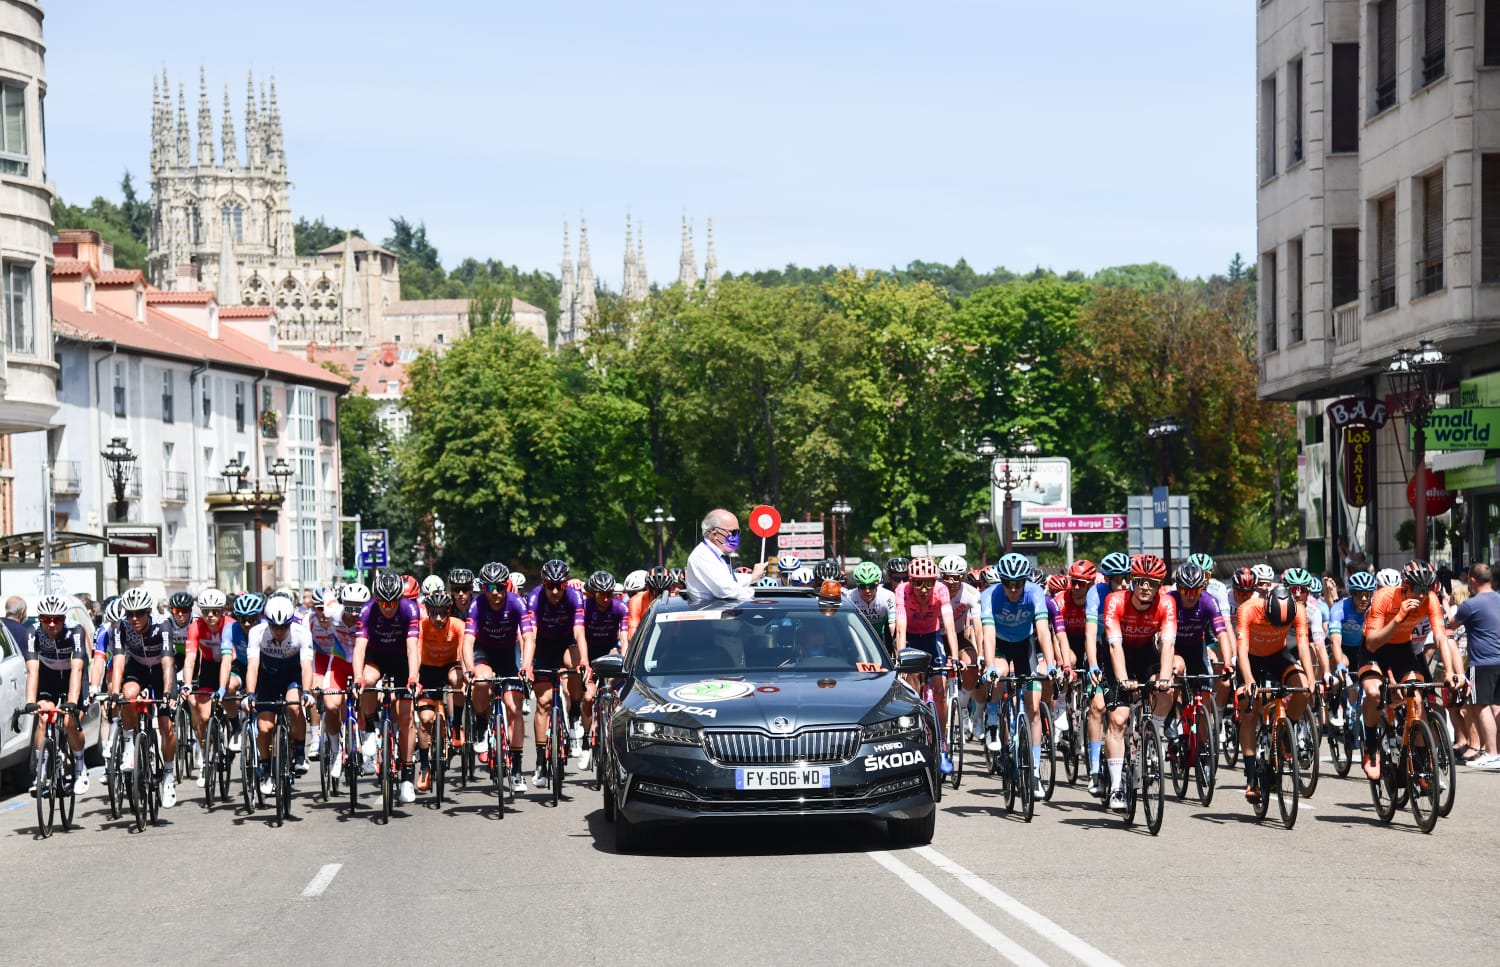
left=663, top=588, right=847, bottom=615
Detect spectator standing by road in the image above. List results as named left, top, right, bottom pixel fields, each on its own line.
left=4, top=595, right=28, bottom=644
left=684, top=509, right=768, bottom=601
left=1451, top=563, right=1500, bottom=769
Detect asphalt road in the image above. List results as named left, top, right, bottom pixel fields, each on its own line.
left=3, top=723, right=1497, bottom=967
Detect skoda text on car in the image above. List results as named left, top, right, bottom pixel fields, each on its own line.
left=591, top=588, right=940, bottom=851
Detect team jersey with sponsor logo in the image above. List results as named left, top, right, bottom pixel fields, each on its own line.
left=22, top=623, right=87, bottom=670
left=980, top=581, right=1049, bottom=643
left=1101, top=590, right=1178, bottom=650
left=466, top=592, right=532, bottom=648
left=894, top=581, right=952, bottom=636
left=358, top=599, right=421, bottom=655
left=526, top=585, right=586, bottom=641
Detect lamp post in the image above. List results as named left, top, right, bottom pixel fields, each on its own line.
left=100, top=436, right=137, bottom=593
left=975, top=511, right=991, bottom=567
left=1388, top=340, right=1448, bottom=562
left=1146, top=416, right=1183, bottom=575
left=831, top=498, right=852, bottom=572
left=223, top=455, right=294, bottom=593
left=647, top=505, right=675, bottom=566
left=992, top=434, right=1038, bottom=554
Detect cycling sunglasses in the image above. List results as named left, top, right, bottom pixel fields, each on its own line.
left=911, top=579, right=937, bottom=589
left=126, top=608, right=152, bottom=618
left=543, top=580, right=565, bottom=590
left=1002, top=579, right=1026, bottom=590
left=200, top=608, right=224, bottom=617
left=484, top=582, right=508, bottom=593
left=1133, top=578, right=1162, bottom=590
left=39, top=614, right=64, bottom=623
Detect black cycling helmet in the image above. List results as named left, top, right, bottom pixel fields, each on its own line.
left=644, top=566, right=673, bottom=592
left=1401, top=559, right=1437, bottom=593
left=540, top=559, right=570, bottom=584
left=478, top=562, right=510, bottom=588
left=885, top=556, right=911, bottom=579
left=1264, top=585, right=1295, bottom=627
left=426, top=590, right=454, bottom=613
left=168, top=591, right=195, bottom=611
left=373, top=570, right=404, bottom=603
left=813, top=560, right=843, bottom=582
left=1174, top=562, right=1208, bottom=591
left=585, top=570, right=615, bottom=594
left=447, top=567, right=475, bottom=590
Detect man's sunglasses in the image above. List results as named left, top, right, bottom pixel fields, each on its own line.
left=201, top=608, right=224, bottom=617
left=1070, top=579, right=1091, bottom=588
left=1002, top=579, right=1026, bottom=590
left=126, top=609, right=151, bottom=618
left=544, top=580, right=565, bottom=590
left=912, top=579, right=936, bottom=589
left=429, top=609, right=451, bottom=620
left=484, top=582, right=507, bottom=593
left=39, top=614, right=63, bottom=623
left=1133, top=578, right=1161, bottom=590
left=715, top=528, right=741, bottom=538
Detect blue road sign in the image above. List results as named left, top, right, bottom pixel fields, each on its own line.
left=357, top=529, right=389, bottom=569
left=1151, top=487, right=1170, bottom=528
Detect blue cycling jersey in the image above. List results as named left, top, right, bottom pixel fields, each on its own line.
left=981, top=581, right=1048, bottom=643
left=1329, top=597, right=1367, bottom=650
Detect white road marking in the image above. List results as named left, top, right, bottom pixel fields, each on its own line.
left=914, top=846, right=1125, bottom=967
left=869, top=851, right=1051, bottom=967
left=301, top=863, right=342, bottom=897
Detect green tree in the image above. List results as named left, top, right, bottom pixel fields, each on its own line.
left=337, top=392, right=423, bottom=572
left=51, top=172, right=152, bottom=271
left=294, top=217, right=363, bottom=255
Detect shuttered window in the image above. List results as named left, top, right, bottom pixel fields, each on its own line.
left=1482, top=156, right=1500, bottom=283
left=1261, top=75, right=1277, bottom=180
left=1289, top=238, right=1304, bottom=342
left=1416, top=171, right=1444, bottom=296
left=1374, top=0, right=1397, bottom=113
left=1374, top=195, right=1396, bottom=311
left=1331, top=228, right=1360, bottom=308
left=1330, top=44, right=1359, bottom=153
left=1487, top=0, right=1500, bottom=67
left=1263, top=250, right=1279, bottom=353
left=1288, top=59, right=1303, bottom=166
left=1422, top=0, right=1446, bottom=86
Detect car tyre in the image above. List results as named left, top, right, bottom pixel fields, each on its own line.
left=614, top=808, right=644, bottom=853
left=887, top=808, right=936, bottom=846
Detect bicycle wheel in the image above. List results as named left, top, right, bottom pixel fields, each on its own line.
left=204, top=720, right=220, bottom=808
left=105, top=727, right=122, bottom=821
left=273, top=723, right=289, bottom=826
left=344, top=714, right=359, bottom=812
left=1368, top=727, right=1399, bottom=822
left=1062, top=688, right=1083, bottom=785
left=460, top=699, right=476, bottom=789
left=1275, top=718, right=1300, bottom=829
left=433, top=712, right=447, bottom=806
left=1251, top=725, right=1271, bottom=820
left=946, top=693, right=964, bottom=791
left=379, top=716, right=394, bottom=823
left=1220, top=704, right=1241, bottom=768
left=1141, top=718, right=1164, bottom=836
left=1295, top=707, right=1319, bottom=799
left=129, top=733, right=146, bottom=832
left=1425, top=709, right=1456, bottom=818
left=1039, top=709, right=1056, bottom=801
left=1328, top=710, right=1353, bottom=778
left=1192, top=702, right=1217, bottom=807
left=1404, top=717, right=1440, bottom=834
left=493, top=707, right=507, bottom=817
left=1016, top=717, right=1035, bottom=823
left=1167, top=718, right=1188, bottom=801
left=1000, top=722, right=1018, bottom=814
left=35, top=741, right=57, bottom=838
left=175, top=703, right=194, bottom=780
left=1122, top=712, right=1140, bottom=826
left=550, top=707, right=563, bottom=808
left=319, top=726, right=334, bottom=802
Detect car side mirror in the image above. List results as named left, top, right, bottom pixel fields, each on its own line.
left=895, top=648, right=931, bottom=674
left=592, top=654, right=626, bottom=679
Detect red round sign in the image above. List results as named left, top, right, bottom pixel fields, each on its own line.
left=748, top=505, right=781, bottom=538
left=1406, top=468, right=1456, bottom=516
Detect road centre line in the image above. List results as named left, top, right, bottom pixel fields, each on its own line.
left=300, top=863, right=342, bottom=897
left=868, top=851, right=1051, bottom=967
left=915, top=846, right=1125, bottom=967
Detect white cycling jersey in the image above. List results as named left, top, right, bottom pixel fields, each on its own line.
left=247, top=622, right=315, bottom=662
left=844, top=586, right=896, bottom=633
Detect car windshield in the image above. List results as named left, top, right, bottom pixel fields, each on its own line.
left=637, top=607, right=890, bottom=675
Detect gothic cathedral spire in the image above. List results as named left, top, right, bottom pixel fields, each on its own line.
left=245, top=71, right=262, bottom=169
left=704, top=217, right=718, bottom=289
left=559, top=221, right=576, bottom=344
left=678, top=215, right=698, bottom=289
left=197, top=67, right=214, bottom=166
left=576, top=219, right=597, bottom=331
left=221, top=85, right=237, bottom=167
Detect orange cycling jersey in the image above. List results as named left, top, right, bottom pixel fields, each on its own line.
left=626, top=591, right=659, bottom=639
left=1361, top=585, right=1443, bottom=650
left=1236, top=596, right=1308, bottom=657
left=1101, top=590, right=1177, bottom=649
left=418, top=616, right=465, bottom=666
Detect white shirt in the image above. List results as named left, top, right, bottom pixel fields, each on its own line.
left=685, top=539, right=754, bottom=602
left=844, top=586, right=896, bottom=632
left=248, top=622, right=315, bottom=662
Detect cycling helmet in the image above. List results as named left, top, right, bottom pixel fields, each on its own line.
left=1250, top=563, right=1276, bottom=584
left=478, top=562, right=510, bottom=587
left=623, top=569, right=647, bottom=594
left=585, top=570, right=615, bottom=594
left=908, top=557, right=939, bottom=581
left=814, top=559, right=843, bottom=582
left=1186, top=552, right=1215, bottom=575
left=263, top=598, right=296, bottom=626
left=121, top=587, right=154, bottom=613
left=401, top=574, right=420, bottom=599
left=420, top=575, right=445, bottom=597
left=777, top=555, right=801, bottom=572
left=168, top=591, right=195, bottom=611
left=197, top=588, right=227, bottom=610
left=373, top=570, right=404, bottom=603
left=1232, top=567, right=1256, bottom=593
left=788, top=566, right=815, bottom=587
left=233, top=592, right=266, bottom=620
left=35, top=594, right=69, bottom=618
left=1045, top=573, right=1068, bottom=595
left=269, top=588, right=296, bottom=602
left=1068, top=559, right=1098, bottom=583
left=937, top=555, right=968, bottom=576
left=310, top=587, right=328, bottom=607
left=1264, top=585, right=1295, bottom=626
left=103, top=597, right=126, bottom=625
left=426, top=590, right=454, bottom=613
left=540, top=559, right=570, bottom=584
left=980, top=565, right=1000, bottom=587
left=668, top=567, right=686, bottom=588
left=1375, top=567, right=1401, bottom=588
left=1130, top=554, right=1167, bottom=581
left=1028, top=566, right=1045, bottom=585
left=1401, top=559, right=1436, bottom=593
left=885, top=556, right=911, bottom=579
left=1346, top=570, right=1378, bottom=593
left=996, top=553, right=1030, bottom=582
left=1174, top=562, right=1208, bottom=590
left=1281, top=567, right=1314, bottom=590
left=852, top=562, right=882, bottom=586
left=644, top=566, right=673, bottom=592
left=447, top=567, right=475, bottom=590
left=340, top=583, right=371, bottom=606
left=510, top=573, right=528, bottom=591
left=1099, top=552, right=1131, bottom=577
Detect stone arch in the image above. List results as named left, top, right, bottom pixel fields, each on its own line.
left=274, top=274, right=305, bottom=312
left=242, top=273, right=271, bottom=306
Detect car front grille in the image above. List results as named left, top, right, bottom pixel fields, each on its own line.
left=702, top=728, right=862, bottom=765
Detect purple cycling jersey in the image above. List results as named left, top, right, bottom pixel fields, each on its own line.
left=357, top=598, right=421, bottom=655
left=465, top=592, right=533, bottom=647
left=583, top=596, right=629, bottom=652
left=1169, top=588, right=1227, bottom=659
left=527, top=584, right=585, bottom=641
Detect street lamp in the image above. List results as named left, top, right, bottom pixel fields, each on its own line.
left=223, top=455, right=294, bottom=592
left=975, top=510, right=992, bottom=568
left=647, top=505, right=675, bottom=566
left=100, top=436, right=137, bottom=593
left=992, top=433, right=1038, bottom=554
left=831, top=498, right=852, bottom=572
left=1388, top=340, right=1448, bottom=562
left=1146, top=416, right=1183, bottom=574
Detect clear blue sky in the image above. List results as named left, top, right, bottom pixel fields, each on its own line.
left=44, top=1, right=1253, bottom=286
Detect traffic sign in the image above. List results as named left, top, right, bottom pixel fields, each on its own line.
left=777, top=533, right=826, bottom=550
left=1039, top=514, right=1127, bottom=533
left=748, top=505, right=781, bottom=538
left=357, top=529, right=389, bottom=569
left=1152, top=486, right=1170, bottom=528
left=105, top=524, right=161, bottom=557
left=779, top=521, right=824, bottom=534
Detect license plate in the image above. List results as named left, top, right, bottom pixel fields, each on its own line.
left=735, top=766, right=831, bottom=790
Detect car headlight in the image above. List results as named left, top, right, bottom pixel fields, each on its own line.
left=862, top=714, right=922, bottom=743
left=628, top=719, right=702, bottom=751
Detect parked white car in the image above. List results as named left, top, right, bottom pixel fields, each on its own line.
left=0, top=600, right=103, bottom=791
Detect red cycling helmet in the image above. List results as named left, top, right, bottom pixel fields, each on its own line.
left=1045, top=573, right=1068, bottom=595
left=1232, top=567, right=1257, bottom=593
left=1068, top=559, right=1098, bottom=583
left=907, top=557, right=939, bottom=581
left=1130, top=554, right=1167, bottom=581
left=401, top=574, right=420, bottom=600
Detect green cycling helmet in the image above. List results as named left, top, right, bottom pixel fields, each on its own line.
left=1281, top=567, right=1316, bottom=589
left=851, top=561, right=882, bottom=586
left=1187, top=553, right=1214, bottom=575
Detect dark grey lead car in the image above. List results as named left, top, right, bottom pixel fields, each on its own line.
left=591, top=588, right=939, bottom=852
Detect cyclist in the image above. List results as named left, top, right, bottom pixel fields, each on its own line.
left=1234, top=584, right=1313, bottom=800
left=315, top=584, right=364, bottom=775
left=109, top=587, right=180, bottom=808
left=579, top=570, right=628, bottom=771
left=980, top=552, right=1057, bottom=795
left=159, top=591, right=195, bottom=687
left=845, top=561, right=896, bottom=650
left=1326, top=570, right=1376, bottom=728
left=413, top=590, right=465, bottom=794
left=885, top=556, right=911, bottom=591
left=1169, top=562, right=1233, bottom=713
left=300, top=587, right=338, bottom=760
left=1100, top=554, right=1177, bottom=812
left=448, top=568, right=476, bottom=619
left=892, top=556, right=959, bottom=773
left=1358, top=559, right=1463, bottom=780
left=1251, top=563, right=1276, bottom=593
left=352, top=571, right=420, bottom=790
left=20, top=595, right=89, bottom=794
left=940, top=554, right=983, bottom=733
left=464, top=562, right=532, bottom=789
left=627, top=566, right=672, bottom=642
left=776, top=555, right=802, bottom=585
left=242, top=598, right=315, bottom=797
left=1228, top=567, right=1259, bottom=622
left=520, top=559, right=589, bottom=789
left=1283, top=567, right=1330, bottom=682
left=1084, top=554, right=1130, bottom=793
left=221, top=593, right=263, bottom=752
left=181, top=588, right=233, bottom=786
left=91, top=596, right=124, bottom=769
left=813, top=559, right=844, bottom=586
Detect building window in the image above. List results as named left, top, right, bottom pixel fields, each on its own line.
left=1487, top=0, right=1500, bottom=67
left=221, top=204, right=243, bottom=245
left=1330, top=44, right=1359, bottom=153
left=1420, top=0, right=1446, bottom=87
left=135, top=290, right=144, bottom=322
left=0, top=82, right=28, bottom=176
left=113, top=362, right=126, bottom=417
left=1262, top=249, right=1278, bottom=353
left=1288, top=58, right=1303, bottom=167
left=83, top=279, right=94, bottom=311
left=1288, top=237, right=1304, bottom=343
left=1373, top=193, right=1397, bottom=312
left=1415, top=169, right=1445, bottom=296
left=162, top=370, right=175, bottom=423
left=1373, top=0, right=1397, bottom=114
left=1260, top=74, right=1277, bottom=181
left=234, top=381, right=246, bottom=432
left=1331, top=228, right=1360, bottom=308
left=188, top=205, right=200, bottom=245
left=1483, top=155, right=1500, bottom=283
left=3, top=261, right=35, bottom=356
left=201, top=376, right=212, bottom=427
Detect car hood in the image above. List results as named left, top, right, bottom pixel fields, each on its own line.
left=627, top=671, right=911, bottom=730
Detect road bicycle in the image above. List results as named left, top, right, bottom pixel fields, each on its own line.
left=415, top=685, right=463, bottom=807
left=1245, top=681, right=1307, bottom=829
left=1166, top=673, right=1220, bottom=807
left=200, top=694, right=235, bottom=809
left=173, top=692, right=195, bottom=783
left=983, top=672, right=1055, bottom=822
left=464, top=675, right=523, bottom=816
left=1056, top=674, right=1089, bottom=786
left=1324, top=671, right=1363, bottom=778
left=110, top=694, right=167, bottom=833
left=940, top=663, right=965, bottom=791
left=14, top=704, right=80, bottom=837
left=1368, top=677, right=1446, bottom=833
left=1090, top=683, right=1165, bottom=835
left=244, top=696, right=305, bottom=826
left=535, top=668, right=585, bottom=807
left=359, top=679, right=413, bottom=823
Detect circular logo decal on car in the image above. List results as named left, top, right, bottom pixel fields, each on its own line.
left=669, top=680, right=755, bottom=703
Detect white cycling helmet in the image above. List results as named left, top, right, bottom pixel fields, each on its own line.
left=789, top=566, right=815, bottom=587
left=263, top=598, right=296, bottom=626
left=510, top=573, right=527, bottom=591
left=121, top=587, right=154, bottom=612
left=937, top=554, right=968, bottom=576
left=35, top=594, right=69, bottom=617
left=1250, top=563, right=1276, bottom=584
left=420, top=574, right=446, bottom=597
left=198, top=588, right=227, bottom=610
left=340, top=582, right=371, bottom=606
left=1375, top=567, right=1402, bottom=588
left=623, top=569, right=647, bottom=594
left=778, top=554, right=801, bottom=572
left=980, top=565, right=1000, bottom=587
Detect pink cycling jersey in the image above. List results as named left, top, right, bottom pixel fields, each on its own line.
left=895, top=581, right=953, bottom=635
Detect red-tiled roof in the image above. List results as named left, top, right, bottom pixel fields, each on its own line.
left=220, top=306, right=276, bottom=319
left=304, top=345, right=408, bottom=398
left=96, top=269, right=145, bottom=286
left=52, top=259, right=91, bottom=277
left=145, top=290, right=216, bottom=305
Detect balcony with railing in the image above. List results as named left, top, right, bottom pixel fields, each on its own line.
left=1370, top=277, right=1396, bottom=314
left=162, top=471, right=190, bottom=504
left=1333, top=301, right=1360, bottom=348
left=167, top=550, right=192, bottom=581
left=1374, top=79, right=1396, bottom=114
left=52, top=460, right=81, bottom=497
left=1414, top=258, right=1444, bottom=298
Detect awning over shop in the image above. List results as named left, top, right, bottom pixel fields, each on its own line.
left=0, top=531, right=109, bottom=563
